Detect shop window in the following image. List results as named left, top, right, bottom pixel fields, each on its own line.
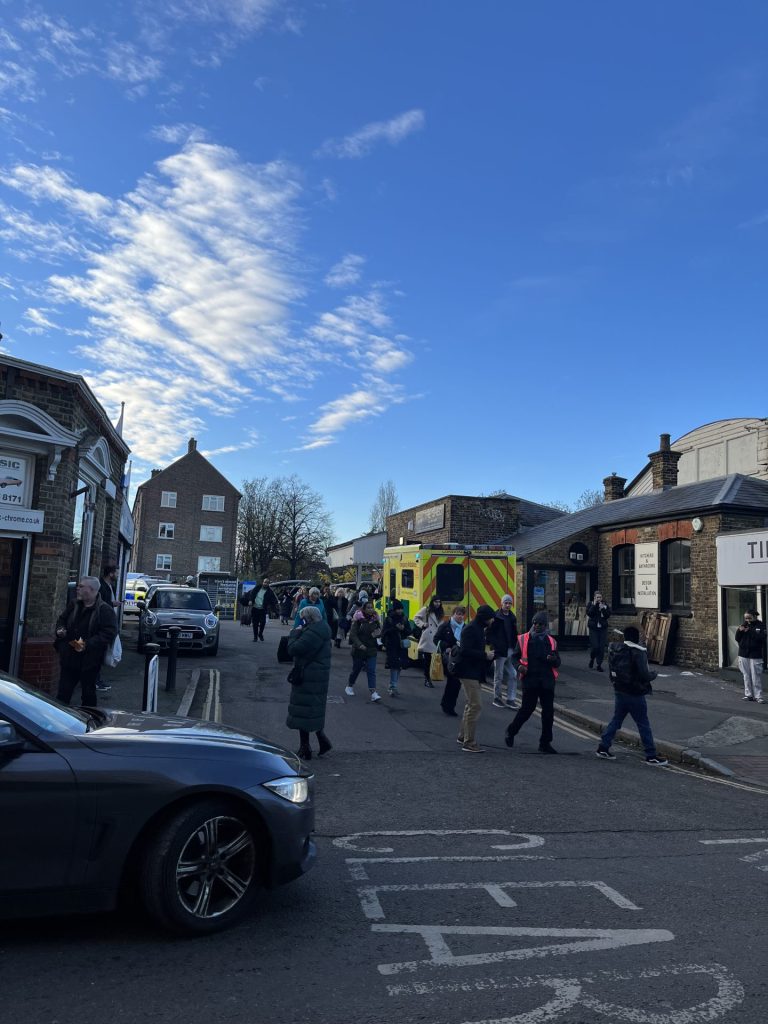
left=156, top=554, right=172, bottom=570
left=158, top=522, right=175, bottom=540
left=613, top=545, right=635, bottom=608
left=436, top=563, right=464, bottom=602
left=200, top=525, right=223, bottom=542
left=198, top=556, right=221, bottom=572
left=401, top=569, right=414, bottom=589
left=202, top=495, right=225, bottom=512
left=161, top=491, right=177, bottom=508
left=664, top=539, right=691, bottom=609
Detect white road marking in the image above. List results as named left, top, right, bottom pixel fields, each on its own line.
left=373, top=925, right=674, bottom=974
left=664, top=764, right=768, bottom=796
left=356, top=880, right=640, bottom=920
left=334, top=829, right=543, bottom=853
left=346, top=855, right=551, bottom=881
left=700, top=837, right=768, bottom=844
left=385, top=963, right=744, bottom=1024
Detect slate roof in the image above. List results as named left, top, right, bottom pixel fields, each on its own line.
left=496, top=474, right=768, bottom=558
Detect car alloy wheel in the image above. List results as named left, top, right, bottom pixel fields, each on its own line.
left=140, top=799, right=263, bottom=934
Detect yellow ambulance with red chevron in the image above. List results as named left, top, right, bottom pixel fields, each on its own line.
left=381, top=544, right=517, bottom=620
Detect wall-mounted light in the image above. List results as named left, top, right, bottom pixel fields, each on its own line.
left=691, top=517, right=704, bottom=533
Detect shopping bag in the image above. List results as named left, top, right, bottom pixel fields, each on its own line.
left=103, top=633, right=122, bottom=668
left=429, top=650, right=445, bottom=682
left=407, top=638, right=420, bottom=662
left=277, top=635, right=292, bottom=663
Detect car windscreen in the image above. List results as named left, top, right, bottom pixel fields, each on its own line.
left=155, top=591, right=212, bottom=611
left=0, top=675, right=89, bottom=734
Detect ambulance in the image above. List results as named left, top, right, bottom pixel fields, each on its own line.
left=381, top=544, right=517, bottom=621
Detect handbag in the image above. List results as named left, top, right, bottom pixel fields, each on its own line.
left=103, top=633, right=122, bottom=668
left=447, top=644, right=463, bottom=676
left=277, top=635, right=292, bottom=663
left=429, top=650, right=445, bottom=682
left=287, top=663, right=304, bottom=686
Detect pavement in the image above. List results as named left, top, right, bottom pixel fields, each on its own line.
left=100, top=615, right=768, bottom=788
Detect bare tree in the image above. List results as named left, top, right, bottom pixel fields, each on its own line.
left=237, top=477, right=287, bottom=577
left=545, top=488, right=604, bottom=514
left=368, top=479, right=400, bottom=533
left=278, top=475, right=334, bottom=578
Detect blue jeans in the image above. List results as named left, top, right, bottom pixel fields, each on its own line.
left=389, top=667, right=400, bottom=688
left=600, top=693, right=657, bottom=758
left=349, top=655, right=377, bottom=691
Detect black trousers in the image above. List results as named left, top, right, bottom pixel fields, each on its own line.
left=507, top=684, right=554, bottom=746
left=441, top=672, right=461, bottom=713
left=57, top=663, right=99, bottom=706
left=589, top=628, right=606, bottom=666
left=252, top=608, right=268, bottom=639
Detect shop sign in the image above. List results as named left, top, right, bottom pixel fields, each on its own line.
left=634, top=542, right=659, bottom=608
left=0, top=507, right=44, bottom=532
left=716, top=530, right=768, bottom=586
left=0, top=452, right=31, bottom=507
left=415, top=503, right=445, bottom=534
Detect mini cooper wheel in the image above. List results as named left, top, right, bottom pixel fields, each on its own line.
left=140, top=799, right=263, bottom=934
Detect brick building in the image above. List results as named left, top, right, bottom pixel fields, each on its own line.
left=0, top=356, right=130, bottom=688
left=131, top=438, right=240, bottom=581
left=386, top=494, right=563, bottom=548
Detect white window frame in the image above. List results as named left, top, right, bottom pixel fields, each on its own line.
left=158, top=522, right=175, bottom=540
left=156, top=554, right=172, bottom=570
left=161, top=491, right=177, bottom=508
left=202, top=494, right=225, bottom=512
left=197, top=555, right=221, bottom=572
left=199, top=525, right=223, bottom=543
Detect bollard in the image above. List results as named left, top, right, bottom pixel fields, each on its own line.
left=142, top=643, right=160, bottom=711
left=165, top=626, right=182, bottom=692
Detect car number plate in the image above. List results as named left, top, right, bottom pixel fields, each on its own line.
left=179, top=631, right=193, bottom=639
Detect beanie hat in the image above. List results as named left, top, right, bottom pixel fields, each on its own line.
left=358, top=590, right=369, bottom=603
left=391, top=599, right=404, bottom=611
left=475, top=604, right=495, bottom=623
left=531, top=611, right=549, bottom=627
left=501, top=594, right=513, bottom=605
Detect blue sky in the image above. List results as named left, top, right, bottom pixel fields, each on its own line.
left=1, top=1, right=766, bottom=542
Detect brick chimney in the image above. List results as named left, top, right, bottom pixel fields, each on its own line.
left=188, top=437, right=197, bottom=453
left=151, top=469, right=160, bottom=478
left=603, top=472, right=626, bottom=502
left=649, top=433, right=681, bottom=491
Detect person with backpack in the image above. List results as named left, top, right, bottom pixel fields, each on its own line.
left=504, top=611, right=561, bottom=753
left=596, top=625, right=668, bottom=766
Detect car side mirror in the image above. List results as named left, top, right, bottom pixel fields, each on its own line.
left=0, top=720, right=25, bottom=758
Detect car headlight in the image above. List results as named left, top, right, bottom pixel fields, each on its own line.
left=262, top=776, right=309, bottom=804
left=145, top=611, right=157, bottom=625
left=204, top=614, right=218, bottom=629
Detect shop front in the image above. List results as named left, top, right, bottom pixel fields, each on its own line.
left=716, top=529, right=768, bottom=668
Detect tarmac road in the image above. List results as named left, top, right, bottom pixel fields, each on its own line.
left=4, top=619, right=768, bottom=1024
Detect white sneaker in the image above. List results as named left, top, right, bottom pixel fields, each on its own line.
left=370, top=691, right=382, bottom=702
left=344, top=686, right=355, bottom=696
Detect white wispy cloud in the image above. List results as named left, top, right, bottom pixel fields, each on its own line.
left=2, top=164, right=112, bottom=219
left=201, top=434, right=260, bottom=457
left=290, top=436, right=335, bottom=452
left=309, top=381, right=406, bottom=437
left=151, top=123, right=208, bottom=144
left=324, top=253, right=365, bottom=287
left=315, top=109, right=425, bottom=159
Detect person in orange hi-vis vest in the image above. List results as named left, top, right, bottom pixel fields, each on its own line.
left=505, top=610, right=561, bottom=754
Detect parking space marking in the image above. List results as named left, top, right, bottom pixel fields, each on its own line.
left=334, top=830, right=544, bottom=853
left=357, top=881, right=641, bottom=920
left=373, top=925, right=675, bottom=975
left=385, top=963, right=744, bottom=1024
left=346, top=855, right=552, bottom=882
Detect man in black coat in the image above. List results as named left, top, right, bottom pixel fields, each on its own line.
left=586, top=591, right=611, bottom=671
left=434, top=604, right=466, bottom=717
left=243, top=578, right=279, bottom=642
left=505, top=610, right=561, bottom=754
left=55, top=576, right=118, bottom=707
left=487, top=595, right=519, bottom=709
left=735, top=609, right=765, bottom=703
left=454, top=604, right=495, bottom=753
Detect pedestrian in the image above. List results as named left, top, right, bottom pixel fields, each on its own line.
left=279, top=590, right=292, bottom=625
left=487, top=595, right=519, bottom=709
left=96, top=563, right=122, bottom=694
left=334, top=587, right=350, bottom=647
left=433, top=604, right=466, bottom=716
left=453, top=604, right=496, bottom=752
left=243, top=578, right=279, bottom=641
left=286, top=605, right=333, bottom=761
left=735, top=609, right=765, bottom=703
left=381, top=599, right=413, bottom=696
left=505, top=611, right=561, bottom=754
left=55, top=576, right=118, bottom=707
left=294, top=586, right=328, bottom=627
left=321, top=585, right=339, bottom=645
left=596, top=626, right=668, bottom=765
left=586, top=590, right=611, bottom=670
left=291, top=586, right=308, bottom=620
left=346, top=600, right=382, bottom=702
left=414, top=596, right=445, bottom=688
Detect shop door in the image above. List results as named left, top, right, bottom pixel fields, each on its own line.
left=724, top=587, right=762, bottom=668
left=563, top=571, right=590, bottom=637
left=0, top=538, right=23, bottom=672
left=532, top=569, right=560, bottom=636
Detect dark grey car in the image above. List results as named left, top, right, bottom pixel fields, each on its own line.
left=138, top=586, right=220, bottom=654
left=0, top=675, right=315, bottom=934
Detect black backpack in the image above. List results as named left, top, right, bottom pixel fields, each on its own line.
left=608, top=642, right=650, bottom=695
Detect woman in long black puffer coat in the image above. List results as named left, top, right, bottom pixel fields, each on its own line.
left=287, top=604, right=332, bottom=760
